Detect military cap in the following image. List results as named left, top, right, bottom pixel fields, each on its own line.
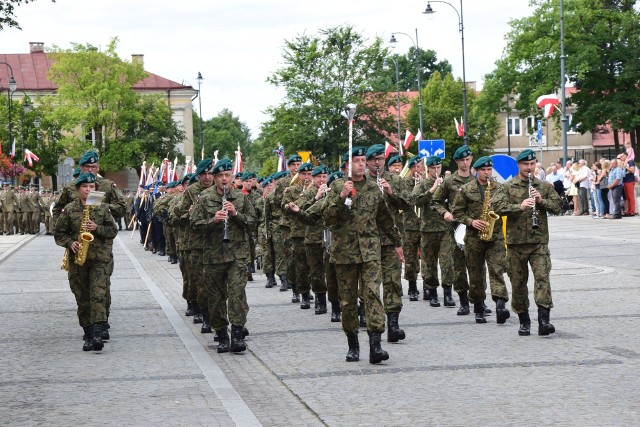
left=516, top=149, right=536, bottom=163
left=213, top=158, right=233, bottom=174
left=79, top=150, right=99, bottom=165
left=157, top=181, right=167, bottom=187
left=342, top=152, right=350, bottom=162
left=312, top=165, right=330, bottom=176
left=234, top=172, right=243, bottom=179
left=73, top=167, right=81, bottom=178
left=262, top=177, right=272, bottom=187
left=346, top=146, right=367, bottom=159
left=298, top=162, right=313, bottom=173
left=243, top=172, right=257, bottom=180
left=195, top=158, right=214, bottom=175
left=166, top=182, right=175, bottom=189
left=29, top=183, right=38, bottom=187
left=75, top=172, right=97, bottom=186
left=365, top=144, right=385, bottom=159
left=189, top=174, right=199, bottom=184
left=284, top=170, right=291, bottom=177
left=327, top=171, right=344, bottom=186
left=473, top=156, right=493, bottom=169
left=339, top=160, right=346, bottom=169
left=272, top=171, right=285, bottom=180
left=408, top=155, right=422, bottom=168
left=426, top=155, right=443, bottom=166
left=387, top=155, right=403, bottom=166
left=257, top=177, right=264, bottom=184
left=287, top=154, right=303, bottom=165
left=180, top=174, right=192, bottom=185
left=453, top=145, right=472, bottom=160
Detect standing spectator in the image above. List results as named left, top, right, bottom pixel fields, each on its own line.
left=591, top=162, right=603, bottom=218
left=535, top=162, right=546, bottom=181
left=575, top=160, right=591, bottom=215
left=607, top=159, right=624, bottom=220
left=618, top=152, right=636, bottom=216
left=567, top=163, right=580, bottom=215
left=562, top=160, right=573, bottom=190
left=599, top=160, right=611, bottom=218
left=546, top=163, right=563, bottom=185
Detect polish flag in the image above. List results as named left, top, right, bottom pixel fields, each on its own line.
left=384, top=141, right=396, bottom=158
left=10, top=138, right=16, bottom=158
left=138, top=161, right=147, bottom=186
left=172, top=157, right=179, bottom=182
left=23, top=148, right=40, bottom=167
left=414, top=130, right=422, bottom=144
left=454, top=117, right=465, bottom=137
left=232, top=144, right=243, bottom=175
left=536, top=94, right=561, bottom=119
left=403, top=130, right=415, bottom=150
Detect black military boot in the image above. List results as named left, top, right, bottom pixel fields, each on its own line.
left=247, top=271, right=254, bottom=282
left=518, top=311, right=531, bottom=336
left=330, top=301, right=342, bottom=322
left=82, top=327, right=93, bottom=351
left=158, top=249, right=166, bottom=256
left=101, top=326, right=110, bottom=341
left=279, top=274, right=289, bottom=292
left=408, top=280, right=419, bottom=301
left=300, top=292, right=311, bottom=309
left=193, top=305, right=203, bottom=324
left=428, top=288, right=441, bottom=307
left=368, top=331, right=389, bottom=364
left=474, top=301, right=487, bottom=324
left=483, top=302, right=492, bottom=314
left=496, top=298, right=511, bottom=324
left=345, top=332, right=360, bottom=362
left=216, top=328, right=230, bottom=353
left=185, top=301, right=195, bottom=317
left=230, top=325, right=246, bottom=353
left=171, top=256, right=178, bottom=264
left=265, top=272, right=275, bottom=288
left=248, top=261, right=256, bottom=274
left=291, top=282, right=300, bottom=303
left=443, top=285, right=456, bottom=307
left=91, top=324, right=105, bottom=351
left=200, top=307, right=212, bottom=333
left=386, top=312, right=406, bottom=343
left=457, top=291, right=470, bottom=315
left=358, top=301, right=366, bottom=328
left=537, top=307, right=556, bottom=336
left=315, top=293, right=327, bottom=315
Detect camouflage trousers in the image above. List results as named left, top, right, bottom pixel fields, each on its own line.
left=507, top=244, right=553, bottom=314
left=420, top=231, right=455, bottom=290
left=465, top=236, right=508, bottom=304
left=3, top=211, right=15, bottom=234
left=335, top=261, right=385, bottom=335
left=272, top=225, right=289, bottom=276
left=0, top=211, right=4, bottom=232
left=188, top=249, right=208, bottom=309
left=452, top=238, right=470, bottom=294
left=290, top=237, right=310, bottom=293
left=324, top=253, right=339, bottom=304
left=164, top=225, right=176, bottom=258
left=203, top=259, right=249, bottom=330
left=305, top=242, right=326, bottom=294
left=261, top=232, right=276, bottom=275
left=381, top=244, right=403, bottom=314
left=402, top=231, right=421, bottom=281
left=21, top=212, right=34, bottom=233
left=179, top=249, right=196, bottom=302
left=68, top=259, right=109, bottom=327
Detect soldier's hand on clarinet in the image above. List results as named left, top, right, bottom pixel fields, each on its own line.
left=520, top=198, right=536, bottom=211
left=340, top=181, right=354, bottom=199
left=214, top=209, right=228, bottom=223
left=471, top=219, right=487, bottom=231
left=394, top=246, right=405, bottom=262
left=443, top=212, right=454, bottom=222
left=530, top=187, right=542, bottom=203
left=223, top=200, right=237, bottom=216
left=315, top=184, right=328, bottom=201
left=379, top=178, right=392, bottom=195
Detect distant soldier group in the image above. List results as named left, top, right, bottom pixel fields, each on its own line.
left=0, top=182, right=60, bottom=235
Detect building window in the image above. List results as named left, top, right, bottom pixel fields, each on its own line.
left=567, top=114, right=579, bottom=134
left=506, top=117, right=522, bottom=136
left=525, top=116, right=536, bottom=135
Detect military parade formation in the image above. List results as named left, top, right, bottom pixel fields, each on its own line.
left=2, top=144, right=561, bottom=361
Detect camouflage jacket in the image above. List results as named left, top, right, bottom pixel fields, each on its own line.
left=168, top=193, right=187, bottom=251
left=401, top=176, right=421, bottom=232
left=492, top=175, right=562, bottom=245
left=1, top=189, right=18, bottom=212
left=54, top=200, right=118, bottom=262
left=175, top=181, right=211, bottom=250
left=189, top=186, right=257, bottom=264
left=374, top=170, right=410, bottom=243
left=432, top=172, right=474, bottom=220
left=411, top=176, right=451, bottom=233
left=451, top=179, right=504, bottom=242
left=22, top=191, right=42, bottom=212
left=322, top=175, right=401, bottom=265
left=274, top=176, right=292, bottom=229
left=293, top=186, right=326, bottom=244
left=153, top=192, right=175, bottom=223
left=52, top=176, right=125, bottom=225
left=282, top=181, right=313, bottom=239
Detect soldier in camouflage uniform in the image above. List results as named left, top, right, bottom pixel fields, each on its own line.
left=190, top=159, right=257, bottom=353
left=153, top=182, right=177, bottom=261
left=365, top=145, right=409, bottom=343
left=169, top=175, right=193, bottom=312
left=242, top=172, right=262, bottom=280
left=323, top=172, right=343, bottom=322
left=124, top=189, right=134, bottom=230
left=451, top=156, right=510, bottom=324
left=492, top=149, right=562, bottom=336
left=54, top=172, right=118, bottom=352
left=265, top=171, right=287, bottom=290
left=258, top=177, right=278, bottom=288
left=401, top=155, right=424, bottom=301
left=387, top=156, right=403, bottom=175
left=322, top=147, right=403, bottom=364
left=2, top=183, right=18, bottom=235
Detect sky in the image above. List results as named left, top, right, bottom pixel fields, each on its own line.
left=2, top=0, right=533, bottom=138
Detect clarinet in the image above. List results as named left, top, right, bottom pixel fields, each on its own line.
left=528, top=173, right=540, bottom=230
left=222, top=185, right=231, bottom=243
left=376, top=167, right=384, bottom=194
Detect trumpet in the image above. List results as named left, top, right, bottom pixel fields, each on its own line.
left=528, top=173, right=540, bottom=230
left=222, top=185, right=231, bottom=243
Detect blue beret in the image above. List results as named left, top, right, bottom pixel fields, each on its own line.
left=473, top=156, right=493, bottom=169
left=75, top=172, right=97, bottom=186
left=79, top=150, right=99, bottom=166
left=213, top=159, right=233, bottom=174
left=245, top=172, right=256, bottom=179
left=516, top=149, right=536, bottom=163
left=298, top=162, right=313, bottom=173
left=327, top=171, right=344, bottom=186
left=453, top=145, right=472, bottom=160
left=426, top=156, right=443, bottom=166
left=312, top=165, right=330, bottom=176
left=365, top=144, right=385, bottom=159
left=408, top=155, right=422, bottom=168
left=73, top=167, right=81, bottom=178
left=287, top=154, right=302, bottom=165
left=195, top=159, right=214, bottom=175
left=387, top=155, right=403, bottom=166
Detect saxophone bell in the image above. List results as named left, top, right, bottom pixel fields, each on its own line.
left=478, top=177, right=500, bottom=241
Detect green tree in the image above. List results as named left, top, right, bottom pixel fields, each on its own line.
left=0, top=0, right=54, bottom=31
left=193, top=108, right=251, bottom=164
left=371, top=47, right=453, bottom=93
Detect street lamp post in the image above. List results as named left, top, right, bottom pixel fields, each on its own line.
left=423, top=1, right=468, bottom=144
left=383, top=57, right=403, bottom=155
left=389, top=29, right=424, bottom=135
left=0, top=62, right=17, bottom=160
left=196, top=71, right=204, bottom=161
left=559, top=0, right=568, bottom=164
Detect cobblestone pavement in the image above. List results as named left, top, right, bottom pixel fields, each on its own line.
left=1, top=216, right=639, bottom=426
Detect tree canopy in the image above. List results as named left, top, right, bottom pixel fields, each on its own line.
left=193, top=108, right=251, bottom=165
left=0, top=0, right=54, bottom=31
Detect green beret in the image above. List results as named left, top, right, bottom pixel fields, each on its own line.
left=426, top=156, right=443, bottom=166
left=189, top=174, right=199, bottom=184
left=516, top=149, right=536, bottom=163
left=342, top=152, right=350, bottom=162
left=327, top=171, right=344, bottom=186
left=245, top=172, right=257, bottom=180
left=312, top=165, right=330, bottom=176
left=387, top=155, right=403, bottom=166
left=349, top=146, right=367, bottom=158
left=287, top=154, right=302, bottom=165
left=72, top=167, right=81, bottom=178
left=262, top=177, right=272, bottom=187
left=272, top=171, right=285, bottom=180
left=213, top=159, right=233, bottom=174
left=340, top=160, right=346, bottom=169
left=298, top=162, right=313, bottom=173
left=408, top=155, right=422, bottom=168
left=166, top=182, right=175, bottom=189
left=365, top=144, right=385, bottom=159
left=195, top=159, right=214, bottom=175
left=473, top=156, right=493, bottom=169
left=79, top=150, right=99, bottom=166
left=181, top=174, right=192, bottom=185
left=75, top=172, right=97, bottom=186
left=453, top=145, right=472, bottom=160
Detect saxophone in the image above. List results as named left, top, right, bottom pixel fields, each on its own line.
left=478, top=178, right=500, bottom=241
left=61, top=205, right=94, bottom=270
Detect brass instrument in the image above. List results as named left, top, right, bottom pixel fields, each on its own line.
left=62, top=204, right=94, bottom=271
left=222, top=185, right=231, bottom=243
left=528, top=173, right=540, bottom=229
left=300, top=178, right=313, bottom=197
left=478, top=178, right=500, bottom=241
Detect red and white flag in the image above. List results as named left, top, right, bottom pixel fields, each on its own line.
left=454, top=117, right=465, bottom=137
left=10, top=137, right=16, bottom=158
left=232, top=144, right=243, bottom=175
left=536, top=94, right=561, bottom=119
left=414, top=130, right=422, bottom=144
left=23, top=148, right=39, bottom=167
left=172, top=156, right=179, bottom=182
left=403, top=130, right=415, bottom=150
left=384, top=141, right=396, bottom=158
left=138, top=161, right=147, bottom=186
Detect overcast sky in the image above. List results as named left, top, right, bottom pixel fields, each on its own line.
left=3, top=0, right=532, bottom=138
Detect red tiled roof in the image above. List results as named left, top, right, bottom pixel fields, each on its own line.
left=592, top=124, right=630, bottom=147
left=0, top=51, right=191, bottom=92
